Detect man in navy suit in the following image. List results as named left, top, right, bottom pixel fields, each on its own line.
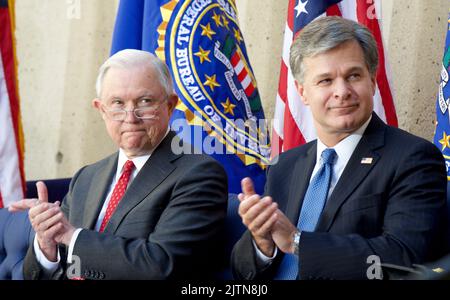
left=231, top=16, right=448, bottom=280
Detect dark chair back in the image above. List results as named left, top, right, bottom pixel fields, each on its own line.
left=26, top=178, right=71, bottom=203
left=215, top=193, right=246, bottom=279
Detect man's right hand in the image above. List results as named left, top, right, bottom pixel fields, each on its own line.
left=238, top=177, right=278, bottom=257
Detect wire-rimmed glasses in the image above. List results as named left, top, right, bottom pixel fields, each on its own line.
left=102, top=99, right=166, bottom=121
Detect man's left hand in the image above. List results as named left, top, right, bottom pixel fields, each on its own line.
left=51, top=212, right=76, bottom=246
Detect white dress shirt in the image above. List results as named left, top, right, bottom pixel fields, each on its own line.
left=35, top=128, right=170, bottom=273
left=254, top=116, right=372, bottom=262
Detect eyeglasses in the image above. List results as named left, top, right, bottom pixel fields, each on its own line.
left=102, top=99, right=166, bottom=121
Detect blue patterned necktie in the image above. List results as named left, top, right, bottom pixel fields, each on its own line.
left=275, top=148, right=336, bottom=279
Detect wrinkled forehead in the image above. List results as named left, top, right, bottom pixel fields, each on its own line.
left=303, top=41, right=368, bottom=76
left=101, top=65, right=165, bottom=98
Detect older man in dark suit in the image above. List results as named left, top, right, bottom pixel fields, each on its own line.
left=10, top=49, right=228, bottom=280
left=231, top=17, right=448, bottom=280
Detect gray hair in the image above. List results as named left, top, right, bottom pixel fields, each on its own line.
left=290, top=16, right=379, bottom=83
left=95, top=49, right=174, bottom=98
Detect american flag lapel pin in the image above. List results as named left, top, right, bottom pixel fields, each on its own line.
left=361, top=157, right=373, bottom=164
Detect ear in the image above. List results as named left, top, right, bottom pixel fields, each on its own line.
left=370, top=73, right=377, bottom=96
left=166, top=94, right=179, bottom=115
left=294, top=80, right=309, bottom=105
left=92, top=98, right=107, bottom=120
left=92, top=98, right=102, bottom=110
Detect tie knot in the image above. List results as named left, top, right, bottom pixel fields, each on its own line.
left=321, top=148, right=336, bottom=165
left=123, top=160, right=135, bottom=173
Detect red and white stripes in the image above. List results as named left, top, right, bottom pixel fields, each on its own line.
left=0, top=0, right=25, bottom=208
left=231, top=51, right=256, bottom=96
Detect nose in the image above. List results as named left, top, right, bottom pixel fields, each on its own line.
left=124, top=108, right=140, bottom=123
left=333, top=79, right=352, bottom=100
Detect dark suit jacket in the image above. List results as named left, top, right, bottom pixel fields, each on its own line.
left=231, top=113, right=448, bottom=280
left=24, top=131, right=228, bottom=280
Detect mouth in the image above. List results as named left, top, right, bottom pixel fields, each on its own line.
left=121, top=129, right=146, bottom=135
left=329, top=104, right=359, bottom=113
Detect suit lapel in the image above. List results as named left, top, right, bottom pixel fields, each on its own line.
left=103, top=132, right=180, bottom=234
left=82, top=153, right=118, bottom=229
left=316, top=114, right=386, bottom=232
left=285, top=142, right=317, bottom=224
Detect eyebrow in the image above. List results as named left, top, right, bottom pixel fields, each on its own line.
left=136, top=93, right=158, bottom=99
left=107, top=93, right=159, bottom=102
left=346, top=66, right=365, bottom=74
left=313, top=73, right=333, bottom=81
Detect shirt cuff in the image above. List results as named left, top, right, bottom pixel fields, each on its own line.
left=33, top=235, right=60, bottom=274
left=252, top=239, right=278, bottom=265
left=67, top=228, right=83, bottom=263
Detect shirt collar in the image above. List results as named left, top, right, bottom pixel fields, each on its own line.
left=316, top=115, right=372, bottom=164
left=116, top=150, right=150, bottom=181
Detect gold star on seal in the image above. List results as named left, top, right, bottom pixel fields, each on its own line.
left=222, top=15, right=230, bottom=30
left=221, top=98, right=236, bottom=115
left=194, top=46, right=211, bottom=64
left=233, top=28, right=243, bottom=43
left=439, top=131, right=450, bottom=151
left=200, top=23, right=216, bottom=40
left=212, top=11, right=223, bottom=27
left=203, top=74, right=221, bottom=91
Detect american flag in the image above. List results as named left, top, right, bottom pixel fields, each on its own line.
left=272, top=0, right=397, bottom=155
left=0, top=0, right=25, bottom=208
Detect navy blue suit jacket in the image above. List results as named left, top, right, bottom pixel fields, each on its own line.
left=231, top=113, right=448, bottom=280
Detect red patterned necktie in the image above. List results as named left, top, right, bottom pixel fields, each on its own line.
left=99, top=160, right=135, bottom=232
